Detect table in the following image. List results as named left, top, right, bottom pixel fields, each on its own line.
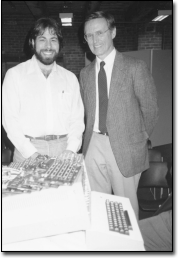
left=3, top=231, right=87, bottom=251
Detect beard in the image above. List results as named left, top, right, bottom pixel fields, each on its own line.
left=34, top=48, right=59, bottom=65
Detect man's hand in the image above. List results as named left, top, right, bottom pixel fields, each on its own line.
left=60, top=150, right=75, bottom=161
left=30, top=152, right=41, bottom=160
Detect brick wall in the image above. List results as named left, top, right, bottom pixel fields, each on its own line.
left=162, top=24, right=173, bottom=49
left=2, top=1, right=172, bottom=76
left=2, top=16, right=32, bottom=55
left=138, top=23, right=172, bottom=50
left=61, top=19, right=86, bottom=77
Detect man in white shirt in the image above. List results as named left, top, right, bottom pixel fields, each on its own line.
left=80, top=11, right=158, bottom=219
left=2, top=17, right=85, bottom=162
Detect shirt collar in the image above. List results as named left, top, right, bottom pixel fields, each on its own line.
left=27, top=55, right=57, bottom=75
left=96, top=48, right=116, bottom=71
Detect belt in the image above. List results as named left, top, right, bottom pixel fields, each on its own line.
left=97, top=131, right=109, bottom=136
left=25, top=135, right=67, bottom=141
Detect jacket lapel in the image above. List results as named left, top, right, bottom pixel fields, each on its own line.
left=85, top=53, right=127, bottom=125
left=86, top=60, right=96, bottom=121
left=108, top=52, right=126, bottom=114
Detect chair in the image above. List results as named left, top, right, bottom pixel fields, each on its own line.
left=147, top=139, right=162, bottom=162
left=153, top=192, right=172, bottom=216
left=148, top=149, right=164, bottom=201
left=138, top=161, right=172, bottom=212
left=148, top=149, right=163, bottom=162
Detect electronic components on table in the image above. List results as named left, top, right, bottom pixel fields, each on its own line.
left=2, top=153, right=84, bottom=195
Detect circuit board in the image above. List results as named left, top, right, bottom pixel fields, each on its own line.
left=2, top=153, right=84, bottom=195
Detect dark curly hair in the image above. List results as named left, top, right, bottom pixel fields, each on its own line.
left=29, top=17, right=63, bottom=51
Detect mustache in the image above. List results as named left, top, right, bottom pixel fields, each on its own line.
left=41, top=49, right=55, bottom=52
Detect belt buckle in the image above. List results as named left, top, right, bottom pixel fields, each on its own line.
left=99, top=131, right=108, bottom=136
left=45, top=135, right=51, bottom=141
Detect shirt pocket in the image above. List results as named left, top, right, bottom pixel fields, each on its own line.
left=58, top=92, right=72, bottom=113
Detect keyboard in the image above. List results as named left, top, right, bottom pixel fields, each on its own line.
left=106, top=199, right=132, bottom=235
left=86, top=192, right=145, bottom=251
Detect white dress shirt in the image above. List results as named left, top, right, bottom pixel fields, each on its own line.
left=2, top=55, right=85, bottom=158
left=93, top=48, right=116, bottom=132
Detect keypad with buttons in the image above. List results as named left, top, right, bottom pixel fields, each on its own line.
left=106, top=199, right=132, bottom=235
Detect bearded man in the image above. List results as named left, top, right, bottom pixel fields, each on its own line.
left=2, top=17, right=84, bottom=162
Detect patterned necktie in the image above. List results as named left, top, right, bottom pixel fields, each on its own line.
left=98, top=61, right=108, bottom=134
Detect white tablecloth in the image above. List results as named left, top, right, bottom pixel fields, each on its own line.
left=3, top=231, right=87, bottom=251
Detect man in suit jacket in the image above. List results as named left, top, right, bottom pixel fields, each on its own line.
left=80, top=11, right=158, bottom=218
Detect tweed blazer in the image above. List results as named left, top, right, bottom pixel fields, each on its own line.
left=79, top=51, right=159, bottom=177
